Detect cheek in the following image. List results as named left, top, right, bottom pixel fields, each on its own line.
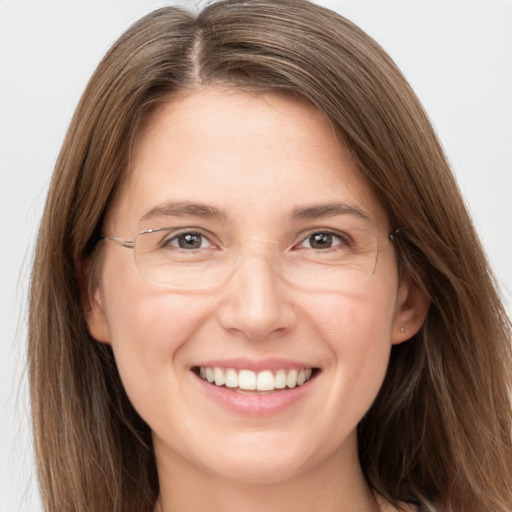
left=303, top=280, right=397, bottom=411
left=107, top=291, right=201, bottom=351
left=101, top=248, right=209, bottom=345
left=307, top=277, right=397, bottom=351
left=105, top=289, right=217, bottom=427
left=99, top=256, right=213, bottom=403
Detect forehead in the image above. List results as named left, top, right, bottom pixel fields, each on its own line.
left=107, top=87, right=388, bottom=233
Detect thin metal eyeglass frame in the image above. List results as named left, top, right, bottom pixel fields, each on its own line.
left=99, top=227, right=400, bottom=249
left=98, top=227, right=398, bottom=288
left=98, top=227, right=173, bottom=249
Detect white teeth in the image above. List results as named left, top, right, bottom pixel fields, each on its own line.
left=239, top=370, right=256, bottom=390
left=286, top=369, right=298, bottom=388
left=213, top=367, right=225, bottom=386
left=198, top=366, right=314, bottom=391
left=256, top=370, right=274, bottom=391
left=275, top=369, right=287, bottom=389
left=225, top=368, right=239, bottom=388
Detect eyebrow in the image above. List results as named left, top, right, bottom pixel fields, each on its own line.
left=140, top=201, right=227, bottom=223
left=140, top=200, right=370, bottom=224
left=288, top=202, right=370, bottom=222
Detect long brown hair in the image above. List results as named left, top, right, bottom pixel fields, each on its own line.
left=29, top=1, right=512, bottom=510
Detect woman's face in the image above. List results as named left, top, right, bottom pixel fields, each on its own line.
left=87, top=88, right=420, bottom=485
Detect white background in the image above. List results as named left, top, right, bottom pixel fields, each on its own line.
left=1, top=1, right=511, bottom=510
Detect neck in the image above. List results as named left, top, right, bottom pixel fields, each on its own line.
left=153, top=433, right=380, bottom=512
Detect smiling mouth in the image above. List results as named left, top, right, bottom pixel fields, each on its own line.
left=193, top=366, right=318, bottom=393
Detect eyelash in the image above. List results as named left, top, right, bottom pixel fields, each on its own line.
left=162, top=229, right=351, bottom=252
left=164, top=231, right=215, bottom=250
left=294, top=231, right=349, bottom=252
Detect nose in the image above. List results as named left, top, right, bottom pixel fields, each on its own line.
left=216, top=253, right=297, bottom=340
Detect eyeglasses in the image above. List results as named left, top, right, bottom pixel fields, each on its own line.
left=99, top=224, right=389, bottom=292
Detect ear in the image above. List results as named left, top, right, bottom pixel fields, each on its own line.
left=392, top=276, right=430, bottom=344
left=78, top=258, right=112, bottom=344
left=84, top=287, right=112, bottom=344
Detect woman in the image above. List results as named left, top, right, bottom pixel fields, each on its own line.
left=28, top=1, right=512, bottom=511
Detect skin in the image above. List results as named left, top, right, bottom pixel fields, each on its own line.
left=86, top=87, right=428, bottom=512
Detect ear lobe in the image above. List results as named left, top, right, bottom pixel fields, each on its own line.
left=392, top=276, right=430, bottom=345
left=77, top=257, right=112, bottom=344
left=84, top=287, right=112, bottom=344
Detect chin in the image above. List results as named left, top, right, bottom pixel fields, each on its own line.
left=188, top=427, right=347, bottom=486
left=205, top=453, right=310, bottom=485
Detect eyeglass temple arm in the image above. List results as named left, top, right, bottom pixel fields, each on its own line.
left=388, top=227, right=402, bottom=242
left=98, top=235, right=135, bottom=249
left=100, top=230, right=401, bottom=248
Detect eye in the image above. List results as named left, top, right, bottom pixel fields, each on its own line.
left=167, top=231, right=211, bottom=250
left=298, top=231, right=346, bottom=250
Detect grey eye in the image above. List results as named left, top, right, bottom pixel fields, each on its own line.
left=302, top=231, right=342, bottom=249
left=307, top=232, right=334, bottom=249
left=170, top=232, right=206, bottom=250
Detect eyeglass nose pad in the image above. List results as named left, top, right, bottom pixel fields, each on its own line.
left=216, top=244, right=299, bottom=340
left=227, top=238, right=283, bottom=279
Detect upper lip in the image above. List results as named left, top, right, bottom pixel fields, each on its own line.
left=193, top=358, right=318, bottom=372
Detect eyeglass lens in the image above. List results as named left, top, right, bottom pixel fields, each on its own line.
left=132, top=226, right=380, bottom=292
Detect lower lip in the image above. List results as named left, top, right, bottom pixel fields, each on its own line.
left=193, top=372, right=316, bottom=415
